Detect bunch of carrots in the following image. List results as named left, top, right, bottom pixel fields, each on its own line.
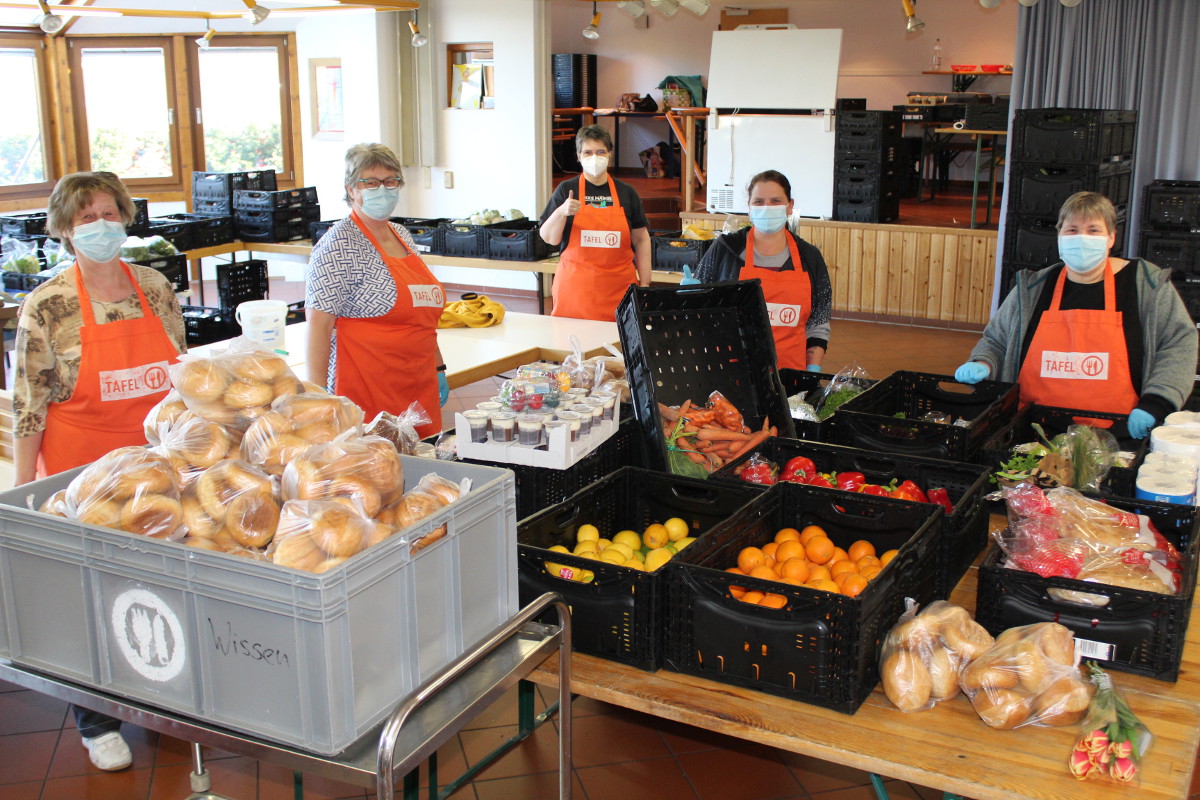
left=659, top=391, right=778, bottom=473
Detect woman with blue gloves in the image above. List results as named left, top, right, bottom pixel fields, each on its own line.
left=680, top=170, right=832, bottom=372
left=306, top=143, right=449, bottom=439
left=955, top=192, right=1196, bottom=439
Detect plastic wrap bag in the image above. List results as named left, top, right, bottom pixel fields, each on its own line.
left=168, top=339, right=304, bottom=430
left=38, top=489, right=70, bottom=517
left=812, top=362, right=871, bottom=421
left=143, top=389, right=189, bottom=445
left=562, top=338, right=625, bottom=392
left=269, top=498, right=391, bottom=573
left=41, top=239, right=71, bottom=269
left=374, top=474, right=460, bottom=553
left=120, top=236, right=151, bottom=262
left=145, top=235, right=178, bottom=257
left=281, top=435, right=404, bottom=517
left=960, top=622, right=1094, bottom=729
left=364, top=402, right=429, bottom=455
left=0, top=235, right=39, bottom=274
left=1069, top=662, right=1153, bottom=783
left=64, top=446, right=184, bottom=539
left=153, top=411, right=241, bottom=487
left=241, top=392, right=365, bottom=474
left=186, top=459, right=280, bottom=550
left=881, top=600, right=994, bottom=712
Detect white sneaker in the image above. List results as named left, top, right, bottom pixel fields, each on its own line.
left=81, top=731, right=133, bottom=771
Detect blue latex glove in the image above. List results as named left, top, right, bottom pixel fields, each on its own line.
left=679, top=265, right=700, bottom=286
left=1127, top=408, right=1155, bottom=439
left=438, top=371, right=450, bottom=407
left=807, top=364, right=823, bottom=372
left=954, top=361, right=990, bottom=384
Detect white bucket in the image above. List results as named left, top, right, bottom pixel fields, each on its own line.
left=236, top=299, right=288, bottom=346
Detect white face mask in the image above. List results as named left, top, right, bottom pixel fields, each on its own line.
left=580, top=154, right=609, bottom=178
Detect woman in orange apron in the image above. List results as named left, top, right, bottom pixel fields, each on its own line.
left=956, top=191, right=1197, bottom=438
left=306, top=144, right=446, bottom=439
left=684, top=170, right=833, bottom=372
left=539, top=124, right=652, bottom=321
left=12, top=171, right=186, bottom=772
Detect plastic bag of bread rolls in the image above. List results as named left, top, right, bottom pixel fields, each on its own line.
left=153, top=411, right=242, bottom=487
left=241, top=392, right=365, bottom=474
left=187, top=459, right=281, bottom=550
left=960, top=622, right=1094, bottom=729
left=281, top=435, right=403, bottom=517
left=143, top=389, right=189, bottom=445
left=168, top=339, right=304, bottom=431
left=364, top=402, right=430, bottom=456
left=881, top=601, right=994, bottom=712
left=64, top=447, right=184, bottom=539
left=375, top=473, right=467, bottom=552
left=269, top=498, right=392, bottom=573
left=38, top=489, right=70, bottom=517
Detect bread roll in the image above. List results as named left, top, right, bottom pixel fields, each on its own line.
left=224, top=380, right=274, bottom=409
left=940, top=617, right=994, bottom=662
left=119, top=494, right=183, bottom=538
left=1013, top=640, right=1048, bottom=693
left=882, top=648, right=933, bottom=712
left=926, top=645, right=959, bottom=700
left=176, top=359, right=229, bottom=402
left=961, top=659, right=1018, bottom=692
left=271, top=530, right=324, bottom=571
left=973, top=687, right=1031, bottom=729
left=225, top=492, right=281, bottom=549
left=1032, top=675, right=1093, bottom=727
left=1036, top=623, right=1077, bottom=667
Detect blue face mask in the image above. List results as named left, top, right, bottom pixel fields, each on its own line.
left=748, top=204, right=788, bottom=234
left=71, top=219, right=127, bottom=263
left=1058, top=234, right=1109, bottom=273
left=359, top=185, right=400, bottom=221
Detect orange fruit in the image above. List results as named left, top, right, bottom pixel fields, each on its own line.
left=807, top=564, right=831, bottom=582
left=880, top=549, right=900, bottom=566
left=749, top=565, right=779, bottom=582
left=833, top=570, right=856, bottom=588
left=847, top=540, right=876, bottom=562
left=856, top=555, right=881, bottom=572
left=839, top=574, right=869, bottom=597
left=740, top=590, right=765, bottom=605
left=775, top=540, right=805, bottom=563
left=859, top=565, right=882, bottom=581
left=779, top=557, right=811, bottom=583
left=779, top=576, right=804, bottom=586
left=829, top=560, right=858, bottom=579
left=726, top=566, right=746, bottom=576
left=737, top=547, right=766, bottom=573
left=830, top=546, right=850, bottom=564
left=759, top=593, right=788, bottom=609
left=762, top=541, right=780, bottom=559
left=729, top=585, right=747, bottom=599
left=807, top=578, right=841, bottom=593
left=762, top=553, right=777, bottom=570
left=775, top=527, right=801, bottom=544
left=805, top=536, right=835, bottom=565
left=799, top=525, right=827, bottom=545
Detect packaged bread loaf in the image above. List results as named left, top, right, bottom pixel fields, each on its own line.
left=153, top=411, right=242, bottom=487
left=375, top=473, right=463, bottom=552
left=281, top=435, right=403, bottom=516
left=187, top=459, right=281, bottom=550
left=881, top=601, right=994, bottom=712
left=269, top=498, right=393, bottom=573
left=363, top=403, right=431, bottom=456
left=241, top=392, right=365, bottom=474
left=143, top=389, right=189, bottom=445
left=64, top=446, right=184, bottom=539
left=168, top=339, right=304, bottom=431
left=960, top=622, right=1093, bottom=729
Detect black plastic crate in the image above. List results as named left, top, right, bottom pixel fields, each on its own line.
left=617, top=281, right=797, bottom=475
left=392, top=217, right=448, bottom=255
left=233, top=187, right=318, bottom=212
left=440, top=220, right=510, bottom=258
left=127, top=198, right=150, bottom=235
left=650, top=232, right=712, bottom=272
left=155, top=213, right=234, bottom=249
left=834, top=127, right=902, bottom=159
left=893, top=104, right=934, bottom=123
left=1142, top=180, right=1200, bottom=232
left=191, top=170, right=278, bottom=216
left=777, top=368, right=877, bottom=442
left=1012, top=108, right=1137, bottom=163
left=0, top=213, right=48, bottom=236
left=1, top=271, right=51, bottom=293
left=181, top=305, right=239, bottom=346
left=1170, top=274, right=1200, bottom=323
left=711, top=437, right=991, bottom=600
left=146, top=218, right=198, bottom=253
left=309, top=219, right=338, bottom=245
left=666, top=481, right=943, bottom=712
left=215, top=258, right=268, bottom=313
left=1141, top=232, right=1200, bottom=276
left=835, top=110, right=901, bottom=134
left=1003, top=211, right=1126, bottom=268
left=832, top=370, right=1020, bottom=461
left=1009, top=161, right=1132, bottom=218
left=486, top=219, right=555, bottom=262
left=132, top=253, right=189, bottom=293
left=976, top=494, right=1198, bottom=681
left=834, top=156, right=900, bottom=181
left=833, top=174, right=902, bottom=201
left=286, top=300, right=305, bottom=325
left=964, top=104, right=1010, bottom=132
left=833, top=195, right=900, bottom=224
left=238, top=221, right=309, bottom=243
left=517, top=467, right=765, bottom=671
left=235, top=208, right=319, bottom=243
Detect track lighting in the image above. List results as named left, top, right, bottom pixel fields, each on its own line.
left=901, top=0, right=924, bottom=31
left=582, top=1, right=600, bottom=39
left=408, top=14, right=427, bottom=47
left=36, top=0, right=63, bottom=32
left=615, top=1, right=645, bottom=19
left=241, top=0, right=270, bottom=24
left=678, top=0, right=708, bottom=15
left=196, top=27, right=216, bottom=49
left=979, top=0, right=1001, bottom=7
left=648, top=0, right=679, bottom=17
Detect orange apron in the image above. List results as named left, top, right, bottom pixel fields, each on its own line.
left=37, top=262, right=179, bottom=478
left=335, top=211, right=444, bottom=439
left=1017, top=259, right=1138, bottom=416
left=551, top=174, right=636, bottom=322
left=739, top=229, right=812, bottom=370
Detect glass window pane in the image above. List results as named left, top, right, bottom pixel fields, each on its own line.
left=198, top=47, right=283, bottom=173
left=0, top=48, right=47, bottom=186
left=80, top=47, right=173, bottom=179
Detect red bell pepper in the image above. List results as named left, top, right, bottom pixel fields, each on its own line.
left=780, top=456, right=816, bottom=482
left=801, top=473, right=834, bottom=488
left=895, top=480, right=929, bottom=503
left=858, top=484, right=889, bottom=497
left=927, top=487, right=954, bottom=514
left=836, top=471, right=866, bottom=492
left=741, top=461, right=777, bottom=485
left=889, top=485, right=924, bottom=502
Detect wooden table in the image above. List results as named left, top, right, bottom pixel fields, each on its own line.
left=933, top=128, right=1007, bottom=229
left=529, top=515, right=1200, bottom=800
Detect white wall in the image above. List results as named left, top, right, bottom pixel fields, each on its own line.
left=548, top=0, right=1019, bottom=170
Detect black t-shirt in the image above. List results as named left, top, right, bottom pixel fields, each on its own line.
left=1019, top=263, right=1145, bottom=393
left=539, top=175, right=648, bottom=253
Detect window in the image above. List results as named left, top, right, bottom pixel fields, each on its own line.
left=0, top=33, right=54, bottom=201
left=447, top=43, right=494, bottom=109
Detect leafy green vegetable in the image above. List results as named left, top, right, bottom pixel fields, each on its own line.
left=991, top=450, right=1045, bottom=485
left=664, top=416, right=710, bottom=478
left=816, top=387, right=860, bottom=420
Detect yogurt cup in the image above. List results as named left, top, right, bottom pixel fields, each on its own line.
left=542, top=418, right=569, bottom=447
left=490, top=410, right=517, bottom=443
left=555, top=409, right=583, bottom=441
left=517, top=413, right=544, bottom=446
left=462, top=409, right=491, bottom=443
left=476, top=401, right=503, bottom=414
left=592, top=390, right=617, bottom=420
left=568, top=403, right=595, bottom=435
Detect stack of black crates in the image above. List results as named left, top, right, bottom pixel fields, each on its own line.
left=832, top=110, right=902, bottom=224
left=1001, top=108, right=1137, bottom=297
left=233, top=186, right=321, bottom=243
left=551, top=53, right=595, bottom=173
left=181, top=258, right=270, bottom=346
left=1140, top=180, right=1200, bottom=321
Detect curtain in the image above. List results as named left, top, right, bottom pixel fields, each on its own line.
left=994, top=0, right=1200, bottom=305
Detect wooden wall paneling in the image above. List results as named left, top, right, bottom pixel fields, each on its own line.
left=874, top=229, right=890, bottom=315
left=927, top=233, right=946, bottom=320
left=953, top=235, right=975, bottom=323
left=833, top=226, right=851, bottom=313
left=859, top=228, right=876, bottom=314
left=171, top=36, right=195, bottom=189
left=48, top=36, right=77, bottom=175
left=913, top=232, right=931, bottom=321
left=969, top=236, right=993, bottom=324
left=897, top=230, right=917, bottom=318
left=847, top=227, right=864, bottom=314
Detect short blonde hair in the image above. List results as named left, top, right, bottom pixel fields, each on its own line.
left=47, top=172, right=136, bottom=255
left=1057, top=191, right=1118, bottom=235
left=343, top=143, right=404, bottom=205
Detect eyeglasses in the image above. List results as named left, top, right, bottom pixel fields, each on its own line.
left=357, top=177, right=402, bottom=190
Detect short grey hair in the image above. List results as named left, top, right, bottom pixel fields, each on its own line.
left=1057, top=191, right=1117, bottom=235
left=47, top=171, right=136, bottom=256
left=575, top=124, right=613, bottom=155
left=343, top=143, right=404, bottom=205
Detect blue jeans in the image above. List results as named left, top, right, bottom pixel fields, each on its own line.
left=74, top=706, right=121, bottom=739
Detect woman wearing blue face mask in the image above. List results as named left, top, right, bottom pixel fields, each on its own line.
left=955, top=191, right=1196, bottom=439
left=689, top=170, right=832, bottom=371
left=306, top=143, right=447, bottom=438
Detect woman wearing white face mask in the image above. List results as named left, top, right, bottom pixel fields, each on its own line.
left=538, top=124, right=651, bottom=321
left=305, top=143, right=447, bottom=438
left=956, top=191, right=1196, bottom=439
left=686, top=170, right=832, bottom=372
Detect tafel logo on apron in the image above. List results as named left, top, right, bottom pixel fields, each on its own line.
left=580, top=230, right=622, bottom=248
left=99, top=360, right=171, bottom=401
left=766, top=303, right=803, bottom=327
left=409, top=284, right=444, bottom=308
left=1040, top=350, right=1110, bottom=380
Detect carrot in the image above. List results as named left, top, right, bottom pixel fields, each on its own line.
left=678, top=399, right=693, bottom=422
left=726, top=429, right=770, bottom=462
left=682, top=449, right=708, bottom=465
left=658, top=403, right=679, bottom=422
left=741, top=426, right=752, bottom=434
left=769, top=426, right=777, bottom=437
left=696, top=427, right=751, bottom=442
left=761, top=415, right=770, bottom=433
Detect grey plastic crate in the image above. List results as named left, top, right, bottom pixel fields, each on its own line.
left=0, top=456, right=517, bottom=755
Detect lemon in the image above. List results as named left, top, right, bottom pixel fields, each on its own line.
left=607, top=541, right=635, bottom=560
left=599, top=548, right=626, bottom=564
left=643, top=523, right=669, bottom=550
left=577, top=524, right=600, bottom=542
left=675, top=537, right=696, bottom=551
left=664, top=517, right=690, bottom=542
left=573, top=540, right=600, bottom=556
left=645, top=547, right=673, bottom=571
left=597, top=538, right=613, bottom=551
left=613, top=530, right=642, bottom=551
left=549, top=544, right=570, bottom=554
left=623, top=558, right=646, bottom=571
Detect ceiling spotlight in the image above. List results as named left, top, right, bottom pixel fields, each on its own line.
left=615, top=1, right=645, bottom=19
left=196, top=27, right=216, bottom=49
left=37, top=0, right=63, bottom=32
left=648, top=0, right=679, bottom=17
left=1059, top=0, right=1082, bottom=6
left=242, top=1, right=270, bottom=24
left=1017, top=0, right=1040, bottom=6
left=979, top=0, right=1001, bottom=7
left=901, top=0, right=924, bottom=31
left=678, top=0, right=709, bottom=15
left=408, top=15, right=427, bottom=47
left=582, top=1, right=600, bottom=39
